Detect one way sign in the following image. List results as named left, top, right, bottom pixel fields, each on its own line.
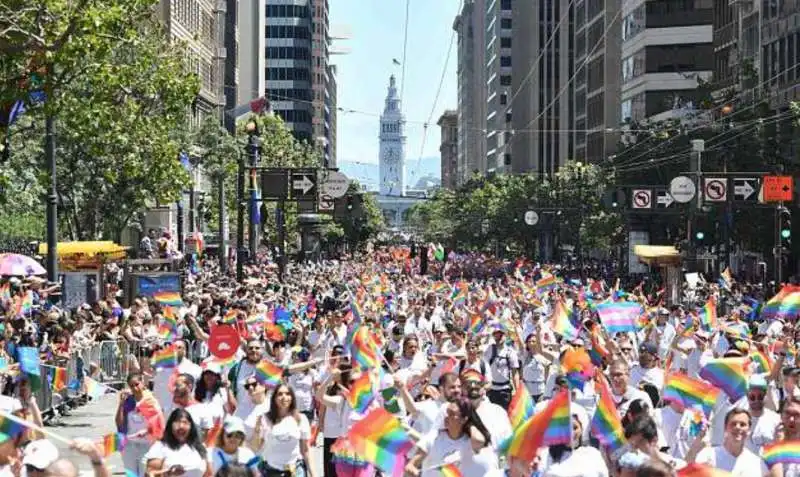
left=290, top=171, right=318, bottom=199
left=733, top=177, right=759, bottom=201
left=656, top=191, right=675, bottom=208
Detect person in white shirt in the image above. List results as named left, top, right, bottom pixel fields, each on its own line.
left=228, top=339, right=266, bottom=421
left=145, top=407, right=211, bottom=477
left=194, top=363, right=234, bottom=423
left=152, top=340, right=202, bottom=407
left=115, top=373, right=159, bottom=477
left=162, top=373, right=214, bottom=437
left=209, top=416, right=258, bottom=474
left=607, top=360, right=654, bottom=417
left=250, top=384, right=317, bottom=477
left=242, top=377, right=271, bottom=440
left=407, top=399, right=494, bottom=477
left=694, top=408, right=769, bottom=476
left=743, top=375, right=780, bottom=454
left=629, top=343, right=664, bottom=392
left=530, top=405, right=609, bottom=477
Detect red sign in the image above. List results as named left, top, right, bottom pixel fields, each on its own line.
left=763, top=176, right=794, bottom=202
left=208, top=324, right=241, bottom=360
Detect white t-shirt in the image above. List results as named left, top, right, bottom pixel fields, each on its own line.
left=418, top=431, right=479, bottom=477
left=694, top=446, right=768, bottom=476
left=144, top=441, right=209, bottom=477
left=476, top=399, right=512, bottom=451
left=209, top=447, right=258, bottom=474
left=256, top=414, right=311, bottom=470
left=538, top=446, right=609, bottom=477
left=746, top=409, right=780, bottom=454
left=411, top=400, right=447, bottom=437
left=244, top=401, right=271, bottom=441
left=288, top=370, right=316, bottom=412
left=0, top=396, right=21, bottom=414
left=161, top=401, right=214, bottom=432
left=125, top=406, right=151, bottom=443
left=629, top=365, right=665, bottom=391
left=233, top=360, right=259, bottom=420
left=153, top=359, right=202, bottom=408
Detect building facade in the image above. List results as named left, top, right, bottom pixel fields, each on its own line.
left=485, top=0, right=514, bottom=173
left=619, top=0, right=713, bottom=125
left=378, top=75, right=406, bottom=196
left=437, top=110, right=459, bottom=190
left=453, top=0, right=487, bottom=185
left=325, top=64, right=338, bottom=167
left=237, top=0, right=265, bottom=109
left=573, top=0, right=623, bottom=163
left=511, top=0, right=574, bottom=175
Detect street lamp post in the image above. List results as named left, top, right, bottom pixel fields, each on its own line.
left=45, top=112, right=57, bottom=282
left=245, top=118, right=260, bottom=263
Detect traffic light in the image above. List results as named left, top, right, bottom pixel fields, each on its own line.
left=780, top=207, right=792, bottom=243
left=695, top=231, right=705, bottom=241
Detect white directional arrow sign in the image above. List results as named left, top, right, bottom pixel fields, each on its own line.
left=733, top=178, right=758, bottom=201
left=293, top=175, right=315, bottom=195
left=657, top=192, right=674, bottom=208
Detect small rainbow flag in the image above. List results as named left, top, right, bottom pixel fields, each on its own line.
left=550, top=300, right=579, bottom=341
left=719, top=267, right=734, bottom=290
left=159, top=307, right=179, bottom=340
left=440, top=463, right=463, bottom=477
left=350, top=326, right=380, bottom=371
left=595, top=301, right=642, bottom=333
left=761, top=284, right=800, bottom=321
left=507, top=384, right=535, bottom=430
left=677, top=463, right=733, bottom=476
left=100, top=433, right=127, bottom=457
left=763, top=440, right=800, bottom=467
left=204, top=418, right=223, bottom=447
left=50, top=367, right=68, bottom=392
left=152, top=345, right=178, bottom=369
left=466, top=313, right=484, bottom=336
left=591, top=376, right=626, bottom=452
left=536, top=274, right=558, bottom=295
left=222, top=309, right=238, bottom=325
left=153, top=291, right=183, bottom=307
left=500, top=389, right=571, bottom=464
left=699, top=297, right=718, bottom=331
left=346, top=372, right=375, bottom=414
left=0, top=414, right=27, bottom=440
left=698, top=358, right=749, bottom=402
left=255, top=359, right=283, bottom=388
left=750, top=349, right=773, bottom=374
left=662, top=373, right=720, bottom=415
left=346, top=407, right=415, bottom=476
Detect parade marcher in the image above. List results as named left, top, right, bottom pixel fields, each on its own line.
left=194, top=363, right=235, bottom=423
left=530, top=404, right=608, bottom=477
left=153, top=340, right=202, bottom=406
left=607, top=360, right=654, bottom=417
left=209, top=416, right=258, bottom=475
left=228, top=339, right=267, bottom=421
left=116, top=373, right=159, bottom=477
left=743, top=375, right=780, bottom=454
left=242, top=376, right=271, bottom=440
left=629, top=342, right=664, bottom=392
left=484, top=325, right=519, bottom=409
left=145, top=408, right=211, bottom=477
left=693, top=408, right=769, bottom=476
left=163, top=373, right=215, bottom=437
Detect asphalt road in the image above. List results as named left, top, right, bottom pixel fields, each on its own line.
left=50, top=396, right=325, bottom=477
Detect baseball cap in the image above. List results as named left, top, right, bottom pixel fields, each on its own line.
left=749, top=374, right=768, bottom=389
left=460, top=369, right=485, bottom=383
left=639, top=343, right=658, bottom=355
left=23, top=439, right=59, bottom=470
left=223, top=416, right=246, bottom=435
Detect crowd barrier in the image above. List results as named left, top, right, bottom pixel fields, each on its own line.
left=36, top=339, right=209, bottom=419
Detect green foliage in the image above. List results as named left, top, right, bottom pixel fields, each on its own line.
left=408, top=161, right=624, bottom=257
left=330, top=182, right=384, bottom=248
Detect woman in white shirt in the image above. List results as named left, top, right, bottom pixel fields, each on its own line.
left=287, top=348, right=318, bottom=425
left=195, top=363, right=235, bottom=423
left=521, top=333, right=551, bottom=402
left=209, top=416, right=259, bottom=475
left=250, top=384, right=317, bottom=477
left=406, top=398, right=492, bottom=477
left=115, top=373, right=155, bottom=477
left=693, top=408, right=769, bottom=477
left=145, top=407, right=211, bottom=477
left=529, top=406, right=609, bottom=477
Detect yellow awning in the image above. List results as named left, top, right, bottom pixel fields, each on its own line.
left=38, top=241, right=128, bottom=258
left=634, top=245, right=681, bottom=265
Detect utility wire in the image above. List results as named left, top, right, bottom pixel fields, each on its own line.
left=399, top=0, right=411, bottom=107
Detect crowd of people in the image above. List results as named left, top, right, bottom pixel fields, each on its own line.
left=0, top=246, right=797, bottom=477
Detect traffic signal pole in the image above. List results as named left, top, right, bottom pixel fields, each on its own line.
left=776, top=203, right=783, bottom=285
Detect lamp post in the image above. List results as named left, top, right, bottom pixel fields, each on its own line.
left=245, top=118, right=261, bottom=264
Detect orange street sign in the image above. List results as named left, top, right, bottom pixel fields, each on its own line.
left=763, top=175, right=793, bottom=202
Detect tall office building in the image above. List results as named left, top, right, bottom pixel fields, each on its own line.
left=311, top=0, right=336, bottom=166
left=573, top=0, right=623, bottom=163
left=157, top=0, right=226, bottom=124
left=438, top=110, right=459, bottom=190
left=511, top=0, right=574, bottom=175
left=485, top=0, right=514, bottom=172
left=453, top=0, right=487, bottom=185
left=619, top=0, right=713, bottom=124
left=325, top=64, right=338, bottom=167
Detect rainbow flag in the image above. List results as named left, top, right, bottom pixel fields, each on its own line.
left=536, top=274, right=558, bottom=295
left=677, top=463, right=733, bottom=477
left=507, top=384, right=535, bottom=430
left=550, top=300, right=578, bottom=341
left=761, top=284, right=800, bottom=321
left=159, top=307, right=179, bottom=340
left=50, top=367, right=68, bottom=392
left=350, top=326, right=380, bottom=371
left=699, top=298, right=718, bottom=331
left=500, top=389, right=571, bottom=464
left=719, top=267, right=733, bottom=290
left=153, top=291, right=183, bottom=307
left=222, top=309, right=238, bottom=325
left=662, top=373, right=720, bottom=415
left=595, top=301, right=642, bottom=333
left=0, top=414, right=27, bottom=440
left=255, top=359, right=283, bottom=388
left=346, top=408, right=415, bottom=476
left=591, top=376, right=626, bottom=452
left=466, top=313, right=484, bottom=336
left=152, top=345, right=178, bottom=369
left=751, top=349, right=773, bottom=374
left=432, top=282, right=451, bottom=295
left=100, top=433, right=127, bottom=457
left=347, top=372, right=374, bottom=414
left=698, top=358, right=749, bottom=402
left=561, top=347, right=594, bottom=391
left=440, top=463, right=463, bottom=477
left=763, top=440, right=800, bottom=467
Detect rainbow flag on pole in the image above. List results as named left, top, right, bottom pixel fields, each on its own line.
left=346, top=372, right=375, bottom=414
left=550, top=300, right=579, bottom=341
left=153, top=291, right=183, bottom=307
left=499, top=389, right=571, bottom=464
left=255, top=359, right=283, bottom=388
left=346, top=408, right=415, bottom=476
left=591, top=376, right=626, bottom=452
left=761, top=285, right=800, bottom=321
left=100, top=433, right=127, bottom=457
left=698, top=357, right=749, bottom=402
left=152, top=345, right=178, bottom=369
left=763, top=440, right=800, bottom=467
left=507, top=384, right=535, bottom=430
left=662, top=373, right=721, bottom=415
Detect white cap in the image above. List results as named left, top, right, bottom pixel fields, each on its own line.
left=23, top=439, right=59, bottom=470
left=223, top=415, right=246, bottom=435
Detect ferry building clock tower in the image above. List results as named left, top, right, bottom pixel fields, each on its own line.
left=378, top=75, right=406, bottom=196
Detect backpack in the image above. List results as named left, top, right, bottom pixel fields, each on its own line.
left=458, top=358, right=487, bottom=377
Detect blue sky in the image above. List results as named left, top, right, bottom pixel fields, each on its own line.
left=329, top=0, right=460, bottom=178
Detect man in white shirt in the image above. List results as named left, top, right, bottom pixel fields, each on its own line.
left=153, top=340, right=201, bottom=407
left=162, top=373, right=213, bottom=434
left=229, top=339, right=266, bottom=420
left=608, top=359, right=654, bottom=417
left=743, top=375, right=780, bottom=454
left=629, top=343, right=665, bottom=391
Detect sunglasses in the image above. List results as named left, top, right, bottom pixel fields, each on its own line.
left=621, top=348, right=633, bottom=352
left=248, top=347, right=262, bottom=351
left=244, top=382, right=259, bottom=390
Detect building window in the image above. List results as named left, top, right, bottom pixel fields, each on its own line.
left=501, top=18, right=512, bottom=29
left=500, top=75, right=512, bottom=86
left=621, top=99, right=632, bottom=123
left=499, top=93, right=507, bottom=105
left=500, top=37, right=512, bottom=48
left=501, top=0, right=512, bottom=10
left=621, top=6, right=645, bottom=42
left=500, top=56, right=512, bottom=67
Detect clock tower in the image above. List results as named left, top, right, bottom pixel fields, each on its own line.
left=379, top=75, right=406, bottom=196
